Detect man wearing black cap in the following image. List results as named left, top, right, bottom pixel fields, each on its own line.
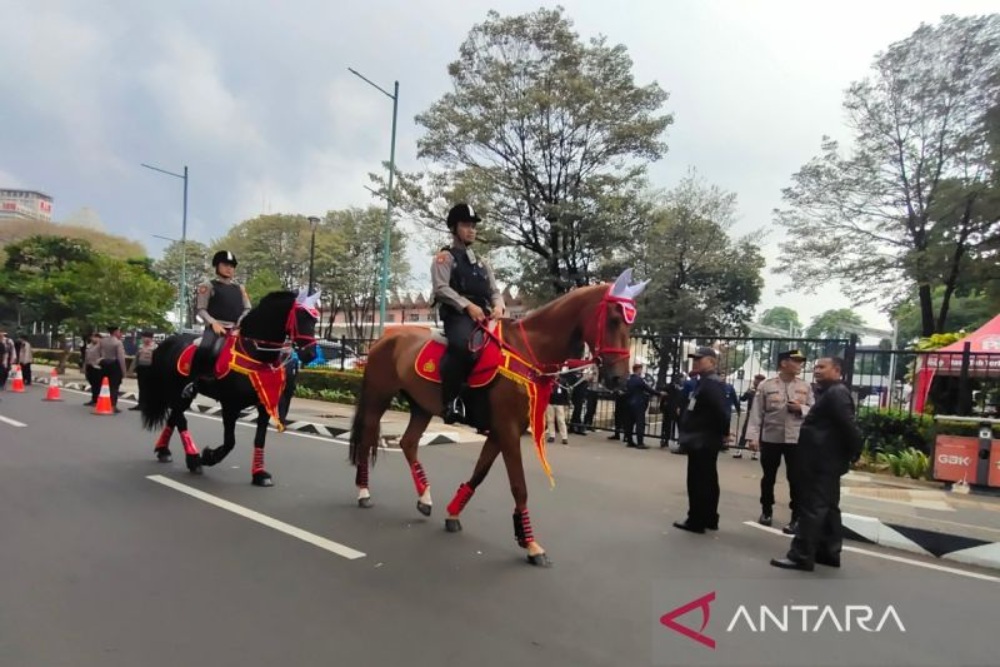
left=745, top=348, right=814, bottom=534
left=431, top=203, right=505, bottom=423
left=673, top=347, right=729, bottom=534
left=191, top=250, right=251, bottom=383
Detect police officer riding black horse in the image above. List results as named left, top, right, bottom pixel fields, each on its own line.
left=187, top=250, right=252, bottom=393
left=431, top=203, right=505, bottom=425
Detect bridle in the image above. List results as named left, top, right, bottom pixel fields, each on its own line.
left=236, top=302, right=319, bottom=367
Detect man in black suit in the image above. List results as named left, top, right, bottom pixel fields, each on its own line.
left=771, top=357, right=863, bottom=571
left=623, top=362, right=659, bottom=449
left=673, top=347, right=729, bottom=533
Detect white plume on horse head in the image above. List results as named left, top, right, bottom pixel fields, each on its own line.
left=608, top=268, right=650, bottom=300
left=304, top=289, right=322, bottom=311
left=295, top=287, right=308, bottom=304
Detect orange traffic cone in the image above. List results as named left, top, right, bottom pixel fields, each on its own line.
left=93, top=377, right=115, bottom=415
left=43, top=367, right=63, bottom=401
left=10, top=364, right=25, bottom=393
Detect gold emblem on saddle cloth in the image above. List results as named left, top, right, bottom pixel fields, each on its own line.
left=423, top=360, right=436, bottom=373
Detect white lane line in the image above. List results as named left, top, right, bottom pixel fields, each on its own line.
left=147, top=474, right=366, bottom=560
left=743, top=521, right=1000, bottom=584
left=0, top=415, right=27, bottom=427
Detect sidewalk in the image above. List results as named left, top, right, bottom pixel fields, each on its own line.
left=31, top=363, right=485, bottom=448
left=713, top=448, right=1000, bottom=571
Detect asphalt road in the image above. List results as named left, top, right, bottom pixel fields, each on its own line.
left=1, top=386, right=997, bottom=667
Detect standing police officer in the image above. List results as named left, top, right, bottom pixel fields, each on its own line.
left=431, top=203, right=505, bottom=423
left=192, top=250, right=251, bottom=380
left=745, top=349, right=814, bottom=534
left=623, top=362, right=659, bottom=449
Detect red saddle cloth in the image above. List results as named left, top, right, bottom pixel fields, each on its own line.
left=177, top=335, right=236, bottom=379
left=414, top=323, right=504, bottom=388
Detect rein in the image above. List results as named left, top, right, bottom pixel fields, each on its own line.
left=235, top=302, right=318, bottom=367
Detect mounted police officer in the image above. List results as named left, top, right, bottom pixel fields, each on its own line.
left=431, top=203, right=505, bottom=423
left=191, top=250, right=251, bottom=382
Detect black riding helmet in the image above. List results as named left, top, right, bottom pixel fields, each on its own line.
left=211, top=250, right=238, bottom=268
left=446, top=203, right=482, bottom=231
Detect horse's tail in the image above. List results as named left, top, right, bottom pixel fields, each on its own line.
left=140, top=336, right=185, bottom=431
left=348, top=367, right=379, bottom=468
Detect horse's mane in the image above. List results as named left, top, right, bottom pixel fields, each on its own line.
left=520, top=284, right=607, bottom=323
left=239, top=290, right=296, bottom=338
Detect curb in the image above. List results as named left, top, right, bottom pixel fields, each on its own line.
left=842, top=512, right=1000, bottom=571
left=32, top=374, right=464, bottom=448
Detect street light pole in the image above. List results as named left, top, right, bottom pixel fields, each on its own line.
left=348, top=67, right=398, bottom=337
left=142, top=162, right=189, bottom=330
left=307, top=216, right=320, bottom=295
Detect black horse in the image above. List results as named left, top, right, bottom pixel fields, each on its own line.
left=139, top=290, right=319, bottom=486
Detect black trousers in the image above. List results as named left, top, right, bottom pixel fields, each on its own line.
left=686, top=447, right=721, bottom=529
left=570, top=384, right=587, bottom=432
left=624, top=403, right=647, bottom=446
left=440, top=313, right=476, bottom=403
left=582, top=390, right=598, bottom=428
left=135, top=366, right=151, bottom=406
left=86, top=366, right=102, bottom=402
left=101, top=361, right=123, bottom=407
left=788, top=470, right=843, bottom=564
left=21, top=363, right=32, bottom=385
left=759, top=442, right=802, bottom=518
left=611, top=394, right=630, bottom=437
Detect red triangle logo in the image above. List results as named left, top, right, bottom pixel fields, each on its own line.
left=660, top=591, right=716, bottom=649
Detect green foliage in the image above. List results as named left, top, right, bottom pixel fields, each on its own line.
left=380, top=6, right=672, bottom=295
left=634, top=170, right=764, bottom=336
left=294, top=368, right=407, bottom=410
left=893, top=288, right=993, bottom=348
left=857, top=408, right=935, bottom=456
left=913, top=331, right=965, bottom=351
left=760, top=307, right=802, bottom=336
left=151, top=239, right=211, bottom=323
left=875, top=448, right=931, bottom=480
left=774, top=15, right=1000, bottom=336
left=806, top=308, right=865, bottom=339
left=245, top=267, right=283, bottom=306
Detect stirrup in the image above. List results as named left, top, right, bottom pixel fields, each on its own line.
left=181, top=382, right=197, bottom=399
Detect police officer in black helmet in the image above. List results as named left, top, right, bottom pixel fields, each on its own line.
left=191, top=250, right=251, bottom=382
left=431, top=203, right=505, bottom=423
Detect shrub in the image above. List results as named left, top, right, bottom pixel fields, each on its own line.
left=875, top=448, right=931, bottom=480
left=857, top=408, right=934, bottom=456
left=294, top=368, right=407, bottom=411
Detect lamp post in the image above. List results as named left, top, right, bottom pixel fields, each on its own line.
left=348, top=67, right=398, bottom=337
left=307, top=216, right=320, bottom=295
left=142, top=163, right=189, bottom=330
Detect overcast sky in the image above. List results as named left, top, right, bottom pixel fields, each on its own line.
left=3, top=0, right=996, bottom=333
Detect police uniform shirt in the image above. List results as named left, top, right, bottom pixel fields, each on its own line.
left=196, top=278, right=252, bottom=327
left=130, top=340, right=158, bottom=373
left=98, top=335, right=127, bottom=376
left=84, top=341, right=102, bottom=370
left=745, top=376, right=815, bottom=444
left=430, top=240, right=504, bottom=314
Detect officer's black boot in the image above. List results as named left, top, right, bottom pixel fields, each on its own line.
left=439, top=353, right=466, bottom=425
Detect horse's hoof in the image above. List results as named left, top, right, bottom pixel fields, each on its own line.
left=526, top=552, right=552, bottom=567
left=200, top=447, right=217, bottom=467
left=252, top=472, right=274, bottom=487
left=358, top=497, right=373, bottom=509
left=417, top=501, right=432, bottom=517
left=445, top=518, right=462, bottom=533
left=155, top=448, right=172, bottom=463
left=185, top=454, right=202, bottom=475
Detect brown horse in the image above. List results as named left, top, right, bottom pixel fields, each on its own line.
left=348, top=269, right=649, bottom=565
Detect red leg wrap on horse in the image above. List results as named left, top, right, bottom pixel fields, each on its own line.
left=179, top=431, right=198, bottom=456
left=355, top=461, right=369, bottom=488
left=446, top=483, right=475, bottom=516
left=513, top=509, right=535, bottom=547
left=410, top=461, right=429, bottom=496
left=155, top=425, right=174, bottom=448
left=252, top=447, right=265, bottom=475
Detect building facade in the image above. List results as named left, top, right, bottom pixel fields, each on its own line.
left=0, top=189, right=53, bottom=221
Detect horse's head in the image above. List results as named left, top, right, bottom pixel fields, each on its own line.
left=583, top=268, right=649, bottom=391
left=289, top=288, right=321, bottom=365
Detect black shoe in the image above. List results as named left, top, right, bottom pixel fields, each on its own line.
left=758, top=512, right=773, bottom=527
left=607, top=434, right=620, bottom=440
left=770, top=557, right=814, bottom=572
left=84, top=401, right=96, bottom=406
left=634, top=444, right=649, bottom=449
left=672, top=520, right=706, bottom=534
left=443, top=398, right=465, bottom=425
left=815, top=554, right=841, bottom=568
left=783, top=520, right=799, bottom=535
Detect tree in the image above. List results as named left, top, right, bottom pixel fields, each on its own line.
left=775, top=15, right=1000, bottom=336
left=759, top=307, right=802, bottom=337
left=634, top=172, right=764, bottom=337
left=2, top=237, right=173, bottom=336
left=245, top=267, right=283, bottom=307
left=313, top=207, right=410, bottom=339
left=377, top=6, right=672, bottom=297
left=152, top=240, right=210, bottom=325
left=893, top=287, right=993, bottom=346
left=0, top=218, right=146, bottom=260
left=806, top=308, right=865, bottom=339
